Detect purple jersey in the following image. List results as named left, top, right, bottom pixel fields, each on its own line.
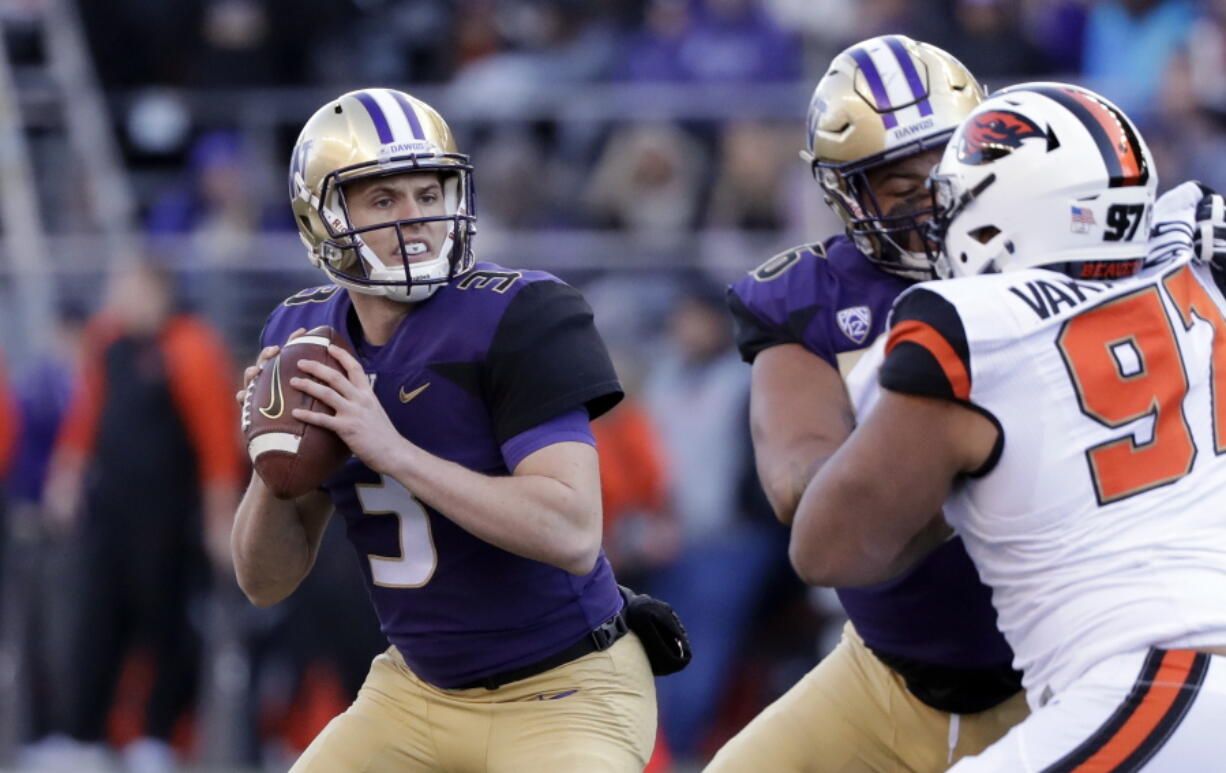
left=728, top=236, right=1015, bottom=672
left=261, top=263, right=624, bottom=689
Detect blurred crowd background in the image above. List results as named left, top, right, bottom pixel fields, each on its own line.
left=0, top=0, right=1223, bottom=771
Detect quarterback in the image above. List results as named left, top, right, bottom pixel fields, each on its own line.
left=795, top=83, right=1226, bottom=769
left=712, top=36, right=1026, bottom=772
left=231, top=89, right=658, bottom=772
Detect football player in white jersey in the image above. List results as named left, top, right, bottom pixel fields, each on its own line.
left=790, top=82, right=1226, bottom=770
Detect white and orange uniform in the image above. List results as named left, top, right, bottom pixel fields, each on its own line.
left=851, top=254, right=1226, bottom=770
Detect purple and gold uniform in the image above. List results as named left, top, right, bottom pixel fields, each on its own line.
left=709, top=236, right=1027, bottom=773
left=262, top=87, right=657, bottom=773
left=262, top=265, right=658, bottom=772
left=261, top=264, right=624, bottom=689
left=729, top=236, right=1014, bottom=682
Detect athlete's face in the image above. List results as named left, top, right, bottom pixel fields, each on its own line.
left=864, top=147, right=944, bottom=252
left=344, top=172, right=449, bottom=268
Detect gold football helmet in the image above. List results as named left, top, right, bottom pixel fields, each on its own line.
left=289, top=88, right=476, bottom=303
left=802, top=35, right=984, bottom=280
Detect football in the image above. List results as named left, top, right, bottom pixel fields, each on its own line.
left=241, top=325, right=354, bottom=499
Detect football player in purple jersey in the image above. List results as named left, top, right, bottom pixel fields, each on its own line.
left=709, top=37, right=1028, bottom=772
left=231, top=89, right=660, bottom=772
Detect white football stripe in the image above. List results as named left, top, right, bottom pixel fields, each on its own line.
left=249, top=432, right=301, bottom=460
left=282, top=335, right=333, bottom=349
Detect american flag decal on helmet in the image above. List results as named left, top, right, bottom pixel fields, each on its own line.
left=1071, top=205, right=1096, bottom=233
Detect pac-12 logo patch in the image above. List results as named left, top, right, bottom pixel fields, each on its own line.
left=836, top=306, right=872, bottom=345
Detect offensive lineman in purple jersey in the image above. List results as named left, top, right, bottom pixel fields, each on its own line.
left=709, top=37, right=1028, bottom=771
left=230, top=89, right=657, bottom=772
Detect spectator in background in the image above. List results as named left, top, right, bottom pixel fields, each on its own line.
left=933, top=0, right=1050, bottom=81
left=642, top=277, right=785, bottom=766
left=0, top=352, right=17, bottom=488
left=5, top=304, right=87, bottom=758
left=593, top=347, right=678, bottom=589
left=615, top=0, right=802, bottom=83
left=1179, top=0, right=1226, bottom=117
left=146, top=130, right=289, bottom=333
left=42, top=260, right=242, bottom=772
left=583, top=123, right=708, bottom=234
left=146, top=130, right=289, bottom=254
left=0, top=348, right=18, bottom=616
left=1027, top=0, right=1089, bottom=73
left=1081, top=0, right=1197, bottom=120
left=705, top=121, right=795, bottom=231
left=1148, top=0, right=1226, bottom=193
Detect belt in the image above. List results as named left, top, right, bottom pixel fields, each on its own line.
left=458, top=608, right=630, bottom=691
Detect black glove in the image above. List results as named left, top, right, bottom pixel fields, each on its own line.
left=618, top=585, right=692, bottom=676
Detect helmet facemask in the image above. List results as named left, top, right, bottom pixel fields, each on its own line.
left=815, top=136, right=951, bottom=281
left=315, top=159, right=476, bottom=304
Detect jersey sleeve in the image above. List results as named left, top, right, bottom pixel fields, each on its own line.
left=484, top=280, right=623, bottom=445
left=879, top=287, right=973, bottom=402
left=726, top=245, right=833, bottom=366
left=727, top=288, right=803, bottom=363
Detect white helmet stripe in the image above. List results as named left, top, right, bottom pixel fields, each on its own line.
left=865, top=42, right=914, bottom=115
left=370, top=89, right=416, bottom=145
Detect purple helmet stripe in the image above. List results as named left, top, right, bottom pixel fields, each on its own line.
left=354, top=91, right=393, bottom=144
left=390, top=91, right=425, bottom=140
left=885, top=36, right=933, bottom=117
left=848, top=47, right=898, bottom=129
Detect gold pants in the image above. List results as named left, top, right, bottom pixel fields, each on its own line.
left=291, top=632, right=657, bottom=773
left=705, top=622, right=1029, bottom=773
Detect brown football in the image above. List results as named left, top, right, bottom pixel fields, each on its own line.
left=241, top=325, right=355, bottom=499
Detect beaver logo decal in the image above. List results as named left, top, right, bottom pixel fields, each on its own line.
left=957, top=110, right=1047, bottom=165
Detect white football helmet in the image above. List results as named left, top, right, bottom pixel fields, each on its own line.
left=289, top=88, right=476, bottom=303
left=928, top=82, right=1156, bottom=279
left=803, top=35, right=985, bottom=280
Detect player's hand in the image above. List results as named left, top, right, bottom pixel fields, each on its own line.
left=235, top=327, right=305, bottom=407
left=1191, top=185, right=1226, bottom=270
left=1149, top=180, right=1226, bottom=274
left=290, top=344, right=406, bottom=474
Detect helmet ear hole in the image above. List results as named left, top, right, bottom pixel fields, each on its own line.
left=968, top=225, right=1000, bottom=244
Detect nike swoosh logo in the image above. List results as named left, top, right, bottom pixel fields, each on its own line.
left=258, top=356, right=285, bottom=419
left=399, top=382, right=430, bottom=404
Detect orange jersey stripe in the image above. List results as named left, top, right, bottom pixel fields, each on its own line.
left=886, top=319, right=971, bottom=400
left=1067, top=89, right=1143, bottom=186
left=1072, top=649, right=1198, bottom=772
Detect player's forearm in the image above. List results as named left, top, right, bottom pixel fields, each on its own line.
left=231, top=474, right=327, bottom=606
left=758, top=444, right=836, bottom=525
left=383, top=441, right=601, bottom=575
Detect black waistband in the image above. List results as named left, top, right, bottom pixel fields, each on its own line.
left=456, top=608, right=630, bottom=691
left=868, top=646, right=1023, bottom=714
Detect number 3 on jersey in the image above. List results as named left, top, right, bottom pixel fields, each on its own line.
left=357, top=475, right=438, bottom=587
left=1057, top=264, right=1226, bottom=504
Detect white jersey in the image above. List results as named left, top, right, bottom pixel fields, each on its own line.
left=852, top=256, right=1226, bottom=706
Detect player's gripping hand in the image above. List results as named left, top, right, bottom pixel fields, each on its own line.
left=1191, top=185, right=1226, bottom=274
left=1149, top=180, right=1226, bottom=283
left=235, top=327, right=306, bottom=408
left=290, top=344, right=405, bottom=475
